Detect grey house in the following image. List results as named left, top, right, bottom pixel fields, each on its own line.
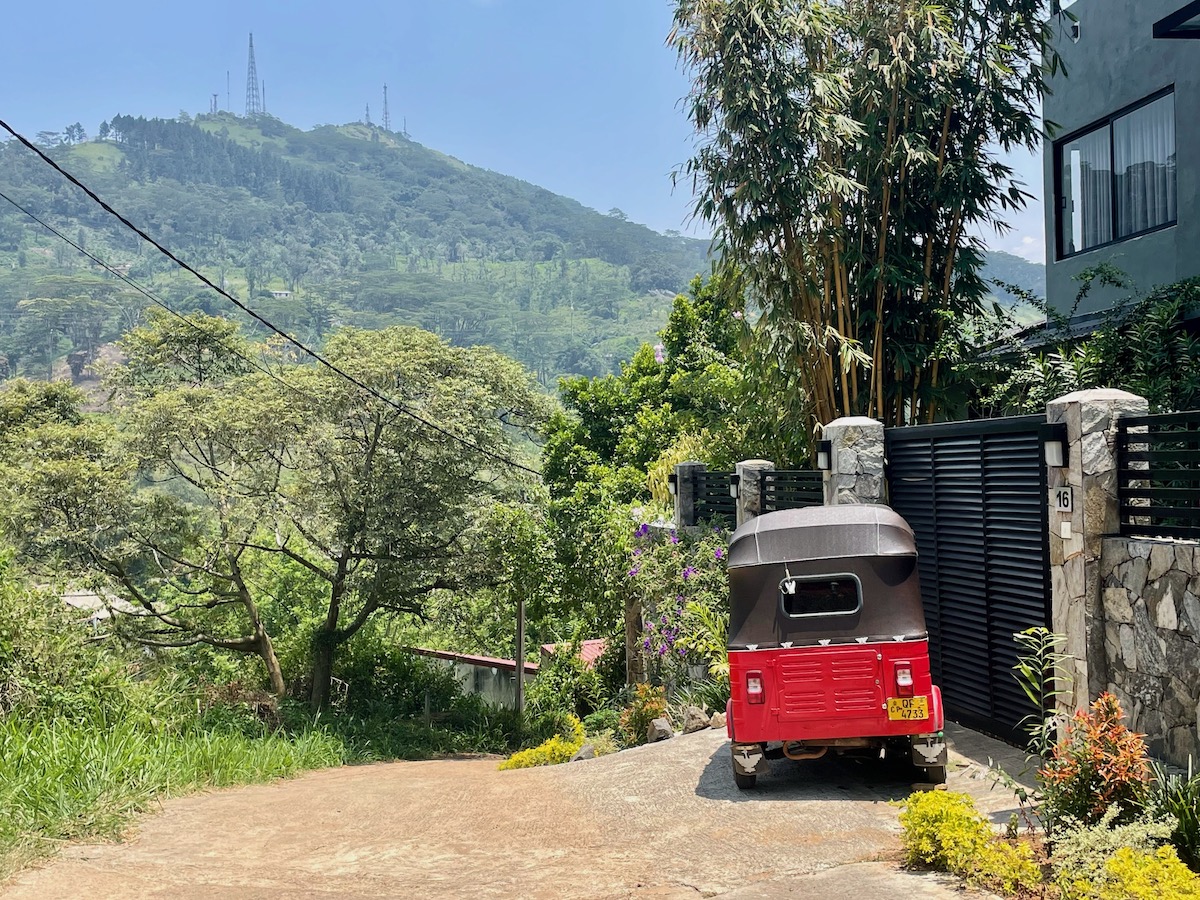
left=1042, top=0, right=1198, bottom=317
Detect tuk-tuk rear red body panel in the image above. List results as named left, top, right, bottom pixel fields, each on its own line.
left=727, top=640, right=944, bottom=743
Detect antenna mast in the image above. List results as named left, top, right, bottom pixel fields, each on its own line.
left=382, top=84, right=391, bottom=132
left=364, top=103, right=372, bottom=126
left=245, top=33, right=262, bottom=116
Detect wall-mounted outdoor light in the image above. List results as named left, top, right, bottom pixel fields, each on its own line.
left=816, top=440, right=833, bottom=471
left=667, top=472, right=678, bottom=495
left=1043, top=423, right=1069, bottom=467
left=729, top=473, right=741, bottom=499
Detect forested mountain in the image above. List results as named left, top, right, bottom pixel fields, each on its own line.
left=0, top=112, right=1044, bottom=384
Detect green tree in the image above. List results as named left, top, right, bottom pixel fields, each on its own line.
left=2, top=315, right=552, bottom=709
left=671, top=0, right=1059, bottom=429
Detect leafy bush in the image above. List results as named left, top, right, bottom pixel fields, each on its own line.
left=1096, top=846, right=1200, bottom=900
left=1148, top=759, right=1200, bottom=871
left=626, top=522, right=728, bottom=686
left=618, top=683, right=668, bottom=748
left=899, top=790, right=1040, bottom=893
left=898, top=790, right=991, bottom=873
left=498, top=715, right=584, bottom=770
left=582, top=708, right=620, bottom=736
left=1040, top=692, right=1149, bottom=830
left=1052, top=806, right=1177, bottom=898
left=674, top=677, right=730, bottom=718
left=526, top=640, right=606, bottom=719
left=972, top=839, right=1043, bottom=896
left=333, top=641, right=466, bottom=720
left=588, top=729, right=619, bottom=758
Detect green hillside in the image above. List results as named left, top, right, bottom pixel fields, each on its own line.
left=0, top=113, right=711, bottom=384
left=0, top=112, right=1045, bottom=382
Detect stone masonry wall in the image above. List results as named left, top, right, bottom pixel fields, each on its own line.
left=1100, top=537, right=1200, bottom=766
left=822, top=416, right=886, bottom=506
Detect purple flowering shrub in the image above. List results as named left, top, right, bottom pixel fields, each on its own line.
left=624, top=522, right=729, bottom=685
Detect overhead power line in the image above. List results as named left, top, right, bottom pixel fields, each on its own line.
left=0, top=118, right=542, bottom=477
left=0, top=187, right=323, bottom=404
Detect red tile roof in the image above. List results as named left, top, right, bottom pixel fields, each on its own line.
left=539, top=639, right=607, bottom=670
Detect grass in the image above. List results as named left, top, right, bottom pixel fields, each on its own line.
left=65, top=141, right=125, bottom=173
left=0, top=716, right=346, bottom=880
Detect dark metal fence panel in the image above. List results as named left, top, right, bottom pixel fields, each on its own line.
left=759, top=470, right=824, bottom=513
left=885, top=415, right=1050, bottom=742
left=1117, top=410, right=1200, bottom=540
left=694, top=470, right=736, bottom=528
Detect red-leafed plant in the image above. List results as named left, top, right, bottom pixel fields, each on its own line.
left=1040, top=692, right=1150, bottom=831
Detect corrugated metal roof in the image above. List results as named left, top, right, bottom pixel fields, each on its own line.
left=407, top=647, right=539, bottom=675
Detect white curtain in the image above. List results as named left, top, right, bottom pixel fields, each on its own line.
left=1114, top=93, right=1177, bottom=238
left=1061, top=127, right=1112, bottom=254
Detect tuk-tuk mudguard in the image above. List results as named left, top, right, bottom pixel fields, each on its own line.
left=728, top=641, right=944, bottom=744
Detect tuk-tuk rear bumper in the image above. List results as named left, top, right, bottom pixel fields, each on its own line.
left=726, top=641, right=945, bottom=745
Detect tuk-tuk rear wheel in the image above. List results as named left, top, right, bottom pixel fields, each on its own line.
left=734, top=770, right=757, bottom=790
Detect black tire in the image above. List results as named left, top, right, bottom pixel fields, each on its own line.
left=734, top=770, right=757, bottom=790
left=922, top=765, right=947, bottom=785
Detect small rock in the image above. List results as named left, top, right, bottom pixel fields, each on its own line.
left=646, top=717, right=674, bottom=743
left=683, top=705, right=711, bottom=734
left=709, top=712, right=726, bottom=730
left=570, top=744, right=596, bottom=762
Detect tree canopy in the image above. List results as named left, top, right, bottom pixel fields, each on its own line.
left=671, top=0, right=1058, bottom=430
left=2, top=313, right=552, bottom=709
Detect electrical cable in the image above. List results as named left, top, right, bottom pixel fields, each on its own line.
left=0, top=118, right=542, bottom=476
left=0, top=186, right=328, bottom=406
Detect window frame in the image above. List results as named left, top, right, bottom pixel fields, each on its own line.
left=1054, top=86, right=1177, bottom=261
left=778, top=572, right=863, bottom=619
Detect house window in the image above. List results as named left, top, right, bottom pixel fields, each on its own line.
left=1057, top=91, right=1176, bottom=258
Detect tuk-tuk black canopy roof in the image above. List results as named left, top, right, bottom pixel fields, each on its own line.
left=727, top=505, right=917, bottom=569
left=726, top=505, right=927, bottom=649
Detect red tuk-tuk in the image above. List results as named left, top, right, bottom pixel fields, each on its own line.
left=725, top=504, right=947, bottom=789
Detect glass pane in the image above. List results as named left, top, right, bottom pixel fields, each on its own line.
left=781, top=576, right=860, bottom=617
left=1058, top=126, right=1112, bottom=255
left=1114, top=93, right=1176, bottom=238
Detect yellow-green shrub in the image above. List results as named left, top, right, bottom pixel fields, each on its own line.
left=498, top=715, right=584, bottom=770
left=899, top=790, right=1042, bottom=894
left=1096, top=846, right=1200, bottom=900
left=1053, top=806, right=1177, bottom=899
left=972, top=839, right=1042, bottom=895
left=898, top=790, right=991, bottom=873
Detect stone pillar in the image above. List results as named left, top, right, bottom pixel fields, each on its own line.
left=735, top=459, right=774, bottom=528
left=1047, top=389, right=1148, bottom=713
left=822, top=416, right=886, bottom=506
left=673, top=461, right=705, bottom=529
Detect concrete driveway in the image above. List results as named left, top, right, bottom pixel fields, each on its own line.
left=3, top=723, right=1028, bottom=899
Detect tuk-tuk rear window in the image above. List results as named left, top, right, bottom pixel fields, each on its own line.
left=780, top=574, right=862, bottom=617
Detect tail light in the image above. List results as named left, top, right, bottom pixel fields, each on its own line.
left=746, top=671, right=765, bottom=705
left=894, top=662, right=914, bottom=697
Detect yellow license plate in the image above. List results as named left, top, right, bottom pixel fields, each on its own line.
left=887, top=696, right=929, bottom=720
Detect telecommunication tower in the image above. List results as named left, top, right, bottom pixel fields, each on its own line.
left=245, top=33, right=262, bottom=117
left=382, top=84, right=391, bottom=132
left=211, top=94, right=219, bottom=114
left=365, top=103, right=372, bottom=126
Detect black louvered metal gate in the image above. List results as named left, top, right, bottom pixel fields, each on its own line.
left=885, top=415, right=1051, bottom=741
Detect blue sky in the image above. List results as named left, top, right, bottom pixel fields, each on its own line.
left=0, top=0, right=1045, bottom=260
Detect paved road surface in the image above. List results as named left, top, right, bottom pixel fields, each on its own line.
left=3, top=725, right=1024, bottom=898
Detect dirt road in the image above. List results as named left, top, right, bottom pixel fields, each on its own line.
left=4, top=726, right=1021, bottom=899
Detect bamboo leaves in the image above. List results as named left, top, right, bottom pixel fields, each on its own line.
left=673, top=0, right=1057, bottom=432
